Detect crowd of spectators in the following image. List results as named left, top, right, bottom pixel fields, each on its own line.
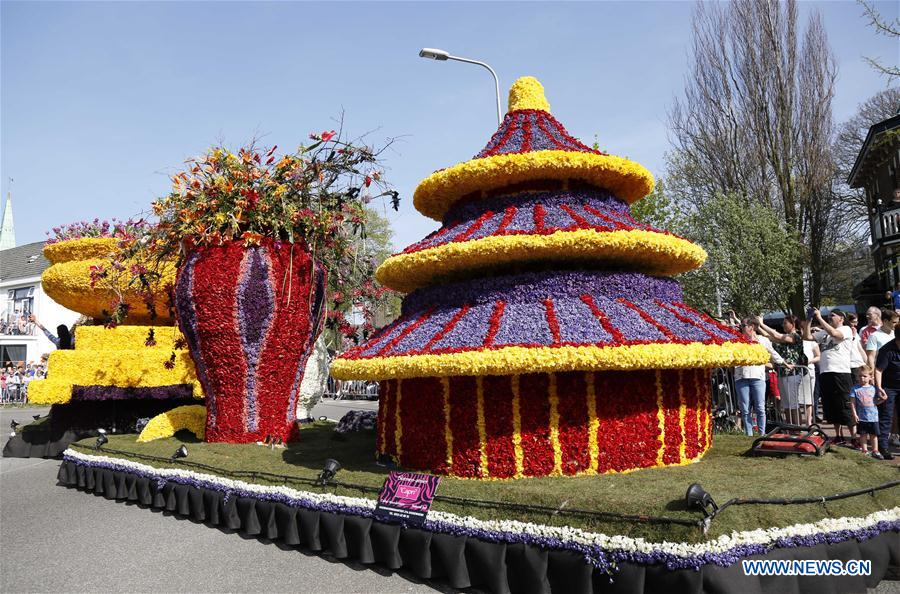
left=721, top=305, right=899, bottom=461
left=1, top=359, right=48, bottom=403
left=0, top=311, right=37, bottom=336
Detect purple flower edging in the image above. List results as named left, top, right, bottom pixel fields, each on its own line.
left=62, top=453, right=899, bottom=574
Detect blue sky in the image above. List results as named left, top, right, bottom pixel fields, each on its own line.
left=2, top=1, right=898, bottom=251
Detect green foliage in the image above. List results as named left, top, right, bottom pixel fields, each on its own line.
left=677, top=193, right=804, bottom=316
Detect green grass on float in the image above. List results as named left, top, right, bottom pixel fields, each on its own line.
left=69, top=425, right=900, bottom=543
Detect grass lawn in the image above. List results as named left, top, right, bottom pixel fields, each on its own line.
left=69, top=425, right=899, bottom=543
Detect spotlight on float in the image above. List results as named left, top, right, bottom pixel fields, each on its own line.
left=95, top=433, right=109, bottom=450
left=318, top=416, right=328, bottom=422
left=317, top=459, right=341, bottom=485
left=170, top=445, right=188, bottom=462
left=685, top=483, right=719, bottom=518
left=32, top=414, right=41, bottom=420
left=10, top=420, right=19, bottom=430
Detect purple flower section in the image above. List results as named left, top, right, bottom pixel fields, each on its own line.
left=641, top=302, right=711, bottom=342
left=505, top=203, right=535, bottom=233
left=466, top=211, right=506, bottom=241
left=237, top=248, right=275, bottom=433
left=473, top=112, right=593, bottom=159
left=392, top=308, right=459, bottom=354
left=403, top=271, right=683, bottom=315
left=555, top=298, right=612, bottom=345
left=71, top=385, right=195, bottom=401
left=670, top=307, right=740, bottom=342
left=63, top=454, right=900, bottom=574
left=175, top=252, right=216, bottom=424
left=444, top=188, right=628, bottom=226
left=475, top=112, right=520, bottom=158
left=430, top=302, right=493, bottom=351
left=541, top=204, right=577, bottom=229
left=493, top=302, right=552, bottom=346
left=358, top=317, right=420, bottom=358
left=595, top=297, right=665, bottom=342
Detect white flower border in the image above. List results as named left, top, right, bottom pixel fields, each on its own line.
left=64, top=448, right=899, bottom=561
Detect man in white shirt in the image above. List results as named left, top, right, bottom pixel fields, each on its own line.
left=804, top=309, right=855, bottom=444
left=860, top=306, right=882, bottom=346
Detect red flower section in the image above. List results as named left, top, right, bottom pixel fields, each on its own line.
left=697, top=368, right=712, bottom=452
left=376, top=368, right=711, bottom=478
left=378, top=380, right=398, bottom=457
left=595, top=371, right=661, bottom=473
left=556, top=372, right=590, bottom=475
left=482, top=375, right=517, bottom=478
left=184, top=243, right=247, bottom=442
left=518, top=373, right=554, bottom=477
left=449, top=376, right=482, bottom=478
left=398, top=377, right=449, bottom=473
left=660, top=370, right=684, bottom=465
left=683, top=368, right=701, bottom=460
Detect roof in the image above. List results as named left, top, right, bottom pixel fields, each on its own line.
left=333, top=270, right=768, bottom=380
left=847, top=112, right=900, bottom=188
left=0, top=241, right=50, bottom=283
left=412, top=77, right=654, bottom=222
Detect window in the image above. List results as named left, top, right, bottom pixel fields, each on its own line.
left=1, top=286, right=35, bottom=336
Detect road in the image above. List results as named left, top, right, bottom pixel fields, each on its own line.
left=0, top=404, right=439, bottom=594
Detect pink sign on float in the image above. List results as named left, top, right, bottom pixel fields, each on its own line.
left=374, top=471, right=441, bottom=526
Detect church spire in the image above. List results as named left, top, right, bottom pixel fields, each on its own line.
left=0, top=188, right=16, bottom=251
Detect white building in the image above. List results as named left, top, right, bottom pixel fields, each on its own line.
left=0, top=195, right=80, bottom=366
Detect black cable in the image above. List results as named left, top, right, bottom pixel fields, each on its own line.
left=711, top=480, right=900, bottom=518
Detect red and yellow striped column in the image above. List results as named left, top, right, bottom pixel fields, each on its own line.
left=375, top=368, right=713, bottom=479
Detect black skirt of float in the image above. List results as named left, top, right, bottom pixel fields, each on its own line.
left=56, top=460, right=899, bottom=594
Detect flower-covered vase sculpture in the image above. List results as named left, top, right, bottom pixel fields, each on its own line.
left=149, top=138, right=395, bottom=444
left=333, top=77, right=768, bottom=478
left=175, top=239, right=325, bottom=443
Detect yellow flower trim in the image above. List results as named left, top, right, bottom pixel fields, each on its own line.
left=511, top=375, right=525, bottom=477
left=585, top=372, right=600, bottom=471
left=548, top=372, right=563, bottom=475
left=377, top=229, right=707, bottom=292
left=442, top=377, right=453, bottom=471
left=42, top=245, right=177, bottom=324
left=44, top=237, right=118, bottom=264
left=394, top=379, right=403, bottom=457
left=74, top=325, right=188, bottom=352
left=136, top=405, right=206, bottom=442
left=678, top=369, right=687, bottom=462
left=332, top=341, right=769, bottom=381
left=29, top=324, right=201, bottom=405
left=508, top=76, right=551, bottom=112
left=413, top=150, right=654, bottom=222
left=476, top=377, right=489, bottom=478
left=654, top=370, right=666, bottom=467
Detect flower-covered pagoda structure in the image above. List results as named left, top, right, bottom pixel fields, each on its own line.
left=332, top=77, right=767, bottom=479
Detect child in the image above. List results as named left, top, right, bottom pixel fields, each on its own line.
left=850, top=365, right=882, bottom=459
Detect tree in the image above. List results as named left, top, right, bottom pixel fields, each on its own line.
left=677, top=193, right=804, bottom=316
left=858, top=0, right=900, bottom=80
left=667, top=0, right=839, bottom=315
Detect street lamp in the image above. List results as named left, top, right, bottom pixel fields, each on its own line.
left=418, top=48, right=502, bottom=126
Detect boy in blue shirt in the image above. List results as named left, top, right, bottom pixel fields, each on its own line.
left=851, top=365, right=882, bottom=458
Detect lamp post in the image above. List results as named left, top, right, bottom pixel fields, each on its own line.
left=418, top=48, right=502, bottom=126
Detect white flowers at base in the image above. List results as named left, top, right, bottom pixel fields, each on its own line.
left=64, top=448, right=898, bottom=561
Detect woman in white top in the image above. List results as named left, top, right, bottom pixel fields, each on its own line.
left=733, top=318, right=785, bottom=435
left=846, top=313, right=869, bottom=384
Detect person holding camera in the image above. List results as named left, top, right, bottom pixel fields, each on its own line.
left=756, top=315, right=807, bottom=426
left=803, top=308, right=856, bottom=445
left=733, top=317, right=785, bottom=435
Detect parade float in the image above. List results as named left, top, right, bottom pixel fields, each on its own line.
left=37, top=81, right=900, bottom=593
left=4, top=226, right=201, bottom=457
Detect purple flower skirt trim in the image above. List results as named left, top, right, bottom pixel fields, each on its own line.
left=71, top=385, right=195, bottom=401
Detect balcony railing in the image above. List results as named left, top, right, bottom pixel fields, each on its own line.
left=875, top=205, right=900, bottom=245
